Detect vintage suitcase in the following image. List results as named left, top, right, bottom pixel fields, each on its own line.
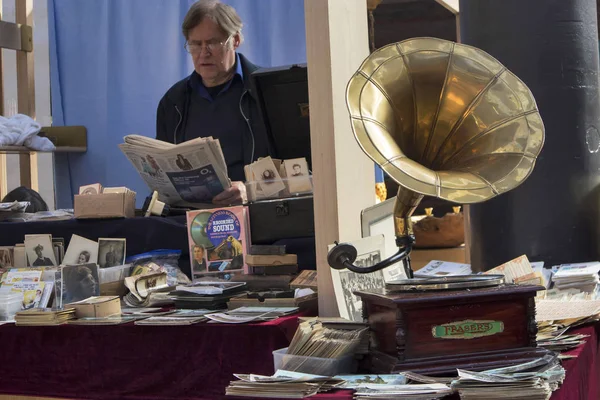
left=248, top=196, right=315, bottom=244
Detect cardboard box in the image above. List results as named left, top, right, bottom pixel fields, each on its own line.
left=74, top=192, right=135, bottom=219
left=410, top=246, right=466, bottom=271
left=65, top=296, right=121, bottom=318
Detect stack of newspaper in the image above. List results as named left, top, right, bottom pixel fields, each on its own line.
left=451, top=354, right=565, bottom=399
left=119, top=134, right=231, bottom=206
left=226, top=370, right=344, bottom=398
left=551, top=262, right=600, bottom=294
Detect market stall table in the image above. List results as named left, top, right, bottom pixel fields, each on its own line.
left=0, top=314, right=301, bottom=400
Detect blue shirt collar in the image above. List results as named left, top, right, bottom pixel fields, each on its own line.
left=191, top=53, right=244, bottom=101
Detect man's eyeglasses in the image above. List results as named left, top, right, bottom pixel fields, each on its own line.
left=185, top=36, right=232, bottom=54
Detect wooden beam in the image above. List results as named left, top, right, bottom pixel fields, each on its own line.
left=16, top=0, right=34, bottom=118
left=32, top=0, right=55, bottom=209
left=305, top=0, right=375, bottom=317
left=0, top=20, right=32, bottom=52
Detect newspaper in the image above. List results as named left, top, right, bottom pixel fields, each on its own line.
left=119, top=134, right=231, bottom=207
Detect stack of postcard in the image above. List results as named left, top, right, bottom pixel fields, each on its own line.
left=225, top=370, right=343, bottom=398
left=300, top=317, right=370, bottom=354
left=15, top=307, right=76, bottom=326
left=134, top=310, right=212, bottom=326
left=451, top=354, right=565, bottom=399
left=552, top=262, right=600, bottom=294
left=352, top=383, right=452, bottom=399
left=287, top=319, right=368, bottom=359
left=205, top=306, right=298, bottom=324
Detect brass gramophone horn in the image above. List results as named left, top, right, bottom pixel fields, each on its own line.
left=328, top=38, right=545, bottom=277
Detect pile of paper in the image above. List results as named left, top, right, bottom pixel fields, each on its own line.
left=551, top=262, right=600, bottom=294
left=535, top=298, right=600, bottom=354
left=352, top=383, right=452, bottom=399
left=451, top=354, right=565, bottom=399
left=225, top=370, right=343, bottom=398
left=205, top=306, right=298, bottom=324
left=123, top=264, right=173, bottom=308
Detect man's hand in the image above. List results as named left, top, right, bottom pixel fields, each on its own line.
left=212, top=181, right=247, bottom=206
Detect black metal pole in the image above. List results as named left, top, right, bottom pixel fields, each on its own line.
left=460, top=0, right=600, bottom=270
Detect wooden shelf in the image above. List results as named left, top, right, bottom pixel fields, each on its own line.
left=0, top=145, right=86, bottom=154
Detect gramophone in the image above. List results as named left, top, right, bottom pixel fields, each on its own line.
left=327, top=38, right=547, bottom=374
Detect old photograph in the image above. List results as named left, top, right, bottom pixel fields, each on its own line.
left=97, top=238, right=126, bottom=268
left=63, top=234, right=99, bottom=266
left=250, top=156, right=286, bottom=197
left=337, top=266, right=385, bottom=321
left=283, top=158, right=312, bottom=194
left=24, top=235, right=57, bottom=267
left=329, top=235, right=386, bottom=321
left=62, top=264, right=100, bottom=304
left=0, top=246, right=14, bottom=268
left=78, top=183, right=103, bottom=195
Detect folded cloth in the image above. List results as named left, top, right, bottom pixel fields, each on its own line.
left=0, top=114, right=56, bottom=151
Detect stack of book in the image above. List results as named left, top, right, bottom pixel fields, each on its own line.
left=15, top=308, right=76, bottom=326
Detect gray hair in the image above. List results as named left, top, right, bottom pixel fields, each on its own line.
left=182, top=0, right=244, bottom=45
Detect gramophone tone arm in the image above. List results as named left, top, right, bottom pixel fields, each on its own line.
left=327, top=237, right=414, bottom=275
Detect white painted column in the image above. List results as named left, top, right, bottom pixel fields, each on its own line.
left=305, top=0, right=376, bottom=317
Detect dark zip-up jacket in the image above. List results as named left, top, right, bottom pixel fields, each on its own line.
left=155, top=53, right=272, bottom=182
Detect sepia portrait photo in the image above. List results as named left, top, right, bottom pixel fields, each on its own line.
left=62, top=264, right=100, bottom=303
left=63, top=234, right=99, bottom=266
left=24, top=235, right=57, bottom=267
left=250, top=156, right=285, bottom=197
left=97, top=238, right=126, bottom=268
left=283, top=158, right=312, bottom=194
left=329, top=235, right=386, bottom=321
left=0, top=247, right=14, bottom=269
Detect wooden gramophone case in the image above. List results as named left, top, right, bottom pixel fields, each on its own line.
left=356, top=284, right=548, bottom=375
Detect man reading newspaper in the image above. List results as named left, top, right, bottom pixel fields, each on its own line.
left=154, top=1, right=273, bottom=205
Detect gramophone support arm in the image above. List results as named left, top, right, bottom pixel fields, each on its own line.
left=327, top=189, right=424, bottom=277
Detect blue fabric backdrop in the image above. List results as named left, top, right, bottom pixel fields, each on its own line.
left=49, top=0, right=307, bottom=208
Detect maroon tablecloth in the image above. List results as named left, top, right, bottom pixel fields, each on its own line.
left=0, top=319, right=596, bottom=400
left=0, top=314, right=301, bottom=400
left=310, top=324, right=600, bottom=400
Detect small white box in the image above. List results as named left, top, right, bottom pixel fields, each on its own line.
left=272, top=347, right=355, bottom=375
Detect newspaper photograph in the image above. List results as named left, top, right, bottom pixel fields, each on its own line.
left=119, top=134, right=231, bottom=207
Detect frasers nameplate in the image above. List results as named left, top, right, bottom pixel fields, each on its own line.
left=432, top=320, right=504, bottom=340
